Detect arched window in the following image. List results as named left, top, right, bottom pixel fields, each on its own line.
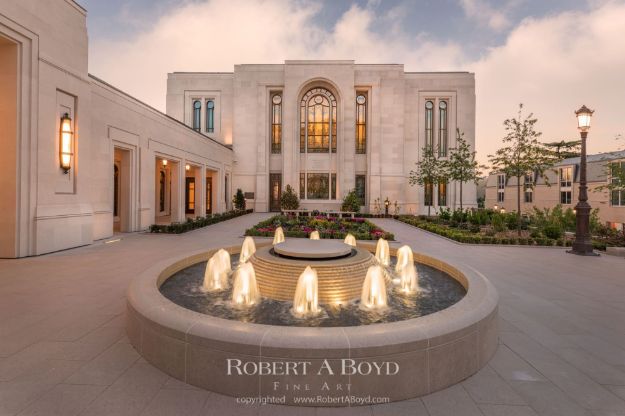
left=438, top=101, right=448, bottom=157
left=300, top=87, right=337, bottom=154
left=356, top=93, right=367, bottom=154
left=425, top=100, right=434, bottom=150
left=192, top=100, right=201, bottom=131
left=271, top=94, right=282, bottom=153
left=206, top=100, right=215, bottom=133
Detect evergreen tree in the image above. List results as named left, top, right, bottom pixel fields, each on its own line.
left=233, top=189, right=246, bottom=211
left=280, top=185, right=300, bottom=210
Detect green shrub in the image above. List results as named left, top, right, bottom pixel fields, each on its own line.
left=341, top=189, right=361, bottom=213
left=234, top=188, right=246, bottom=211
left=543, top=223, right=563, bottom=239
left=491, top=213, right=506, bottom=232
left=280, top=184, right=300, bottom=210
left=469, top=224, right=481, bottom=233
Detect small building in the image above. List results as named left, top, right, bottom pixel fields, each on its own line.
left=485, top=150, right=625, bottom=228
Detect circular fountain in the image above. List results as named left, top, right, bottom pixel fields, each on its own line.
left=127, top=232, right=498, bottom=406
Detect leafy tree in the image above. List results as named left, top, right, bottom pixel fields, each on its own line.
left=233, top=188, right=246, bottom=211
left=341, top=189, right=361, bottom=213
left=488, top=104, right=555, bottom=235
left=409, top=146, right=447, bottom=216
left=445, top=129, right=484, bottom=210
left=280, top=184, right=300, bottom=210
left=544, top=140, right=581, bottom=160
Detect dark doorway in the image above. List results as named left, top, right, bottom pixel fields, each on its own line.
left=270, top=173, right=282, bottom=212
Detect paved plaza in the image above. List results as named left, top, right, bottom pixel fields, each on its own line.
left=1, top=213, right=625, bottom=416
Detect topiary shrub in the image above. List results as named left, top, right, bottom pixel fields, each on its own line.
left=341, top=189, right=361, bottom=213
left=234, top=188, right=246, bottom=211
left=280, top=184, right=300, bottom=210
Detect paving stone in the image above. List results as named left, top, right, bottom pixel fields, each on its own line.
left=17, top=383, right=105, bottom=416
left=479, top=404, right=539, bottom=416
left=138, top=388, right=209, bottom=416
left=65, top=342, right=140, bottom=386
left=463, top=365, right=526, bottom=405
left=422, top=384, right=483, bottom=416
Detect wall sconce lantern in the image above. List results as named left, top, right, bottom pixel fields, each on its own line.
left=59, top=113, right=73, bottom=174
left=162, top=159, right=168, bottom=167
left=185, top=164, right=191, bottom=171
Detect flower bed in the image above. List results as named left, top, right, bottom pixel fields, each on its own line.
left=397, top=210, right=622, bottom=250
left=150, top=209, right=254, bottom=234
left=245, top=215, right=394, bottom=241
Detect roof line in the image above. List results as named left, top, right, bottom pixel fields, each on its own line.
left=88, top=74, right=233, bottom=151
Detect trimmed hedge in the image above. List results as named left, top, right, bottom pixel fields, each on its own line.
left=397, top=215, right=577, bottom=247
left=149, top=209, right=253, bottom=234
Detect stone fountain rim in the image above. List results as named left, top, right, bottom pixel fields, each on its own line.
left=127, top=240, right=498, bottom=358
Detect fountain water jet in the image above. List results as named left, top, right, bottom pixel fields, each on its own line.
left=273, top=227, right=285, bottom=245
left=344, top=234, right=357, bottom=247
left=309, top=230, right=320, bottom=240
left=375, top=238, right=390, bottom=266
left=292, top=266, right=320, bottom=317
left=360, top=265, right=388, bottom=309
left=395, top=245, right=414, bottom=273
left=202, top=249, right=231, bottom=291
left=239, top=237, right=256, bottom=263
left=231, top=263, right=260, bottom=306
left=398, top=264, right=419, bottom=294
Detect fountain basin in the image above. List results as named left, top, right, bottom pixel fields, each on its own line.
left=126, top=242, right=498, bottom=406
left=274, top=239, right=353, bottom=259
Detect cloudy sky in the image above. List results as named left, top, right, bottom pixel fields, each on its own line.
left=82, top=0, right=625, bottom=162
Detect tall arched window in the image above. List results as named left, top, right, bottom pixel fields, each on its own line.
left=356, top=93, right=367, bottom=154
left=206, top=100, right=215, bottom=133
left=300, top=88, right=337, bottom=154
left=425, top=100, right=434, bottom=150
left=438, top=101, right=448, bottom=157
left=192, top=100, right=201, bottom=131
left=271, top=94, right=282, bottom=153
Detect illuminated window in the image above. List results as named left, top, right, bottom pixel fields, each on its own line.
left=356, top=93, right=367, bottom=154
left=524, top=173, right=533, bottom=203
left=424, top=181, right=434, bottom=206
left=438, top=181, right=447, bottom=206
left=271, top=94, right=282, bottom=154
left=300, top=88, right=336, bottom=153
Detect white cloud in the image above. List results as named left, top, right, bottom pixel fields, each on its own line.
left=471, top=2, right=625, bottom=160
left=89, top=0, right=625, bottom=162
left=459, top=0, right=513, bottom=31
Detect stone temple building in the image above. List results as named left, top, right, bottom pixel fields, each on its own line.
left=167, top=63, right=477, bottom=213
left=0, top=0, right=476, bottom=257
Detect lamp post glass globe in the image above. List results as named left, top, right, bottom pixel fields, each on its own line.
left=575, top=105, right=593, bottom=132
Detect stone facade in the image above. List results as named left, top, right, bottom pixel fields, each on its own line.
left=0, top=0, right=233, bottom=257
left=167, top=63, right=477, bottom=214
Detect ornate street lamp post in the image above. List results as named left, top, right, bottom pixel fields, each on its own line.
left=568, top=105, right=598, bottom=256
